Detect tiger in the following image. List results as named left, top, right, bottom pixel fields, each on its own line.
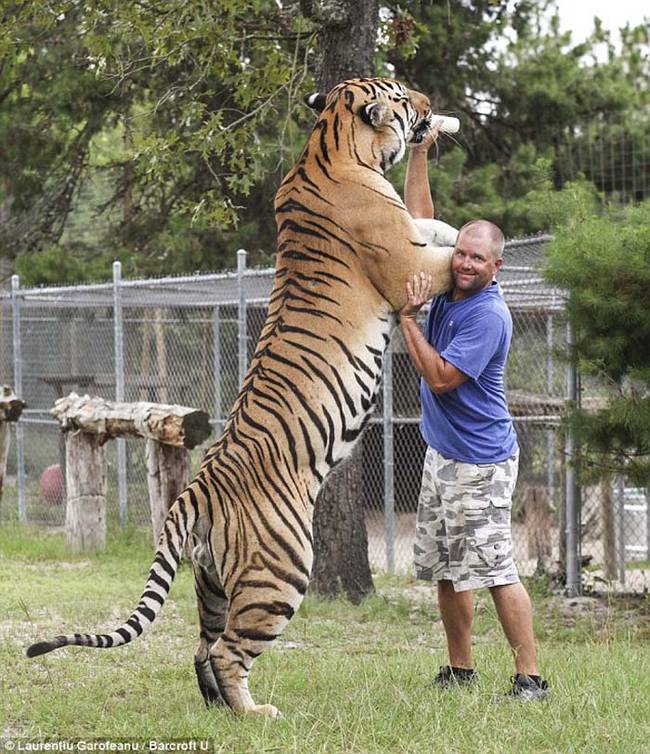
left=26, top=77, right=458, bottom=719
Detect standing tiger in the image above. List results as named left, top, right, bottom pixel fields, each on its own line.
left=27, top=78, right=458, bottom=718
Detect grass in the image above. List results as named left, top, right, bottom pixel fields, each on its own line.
left=1, top=524, right=649, bottom=753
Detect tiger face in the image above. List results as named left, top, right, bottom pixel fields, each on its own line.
left=280, top=77, right=456, bottom=311
left=305, top=78, right=434, bottom=173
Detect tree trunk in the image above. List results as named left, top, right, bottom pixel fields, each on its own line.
left=154, top=309, right=169, bottom=404
left=523, top=484, right=553, bottom=573
left=311, top=440, right=374, bottom=603
left=308, top=0, right=379, bottom=603
left=140, top=309, right=153, bottom=402
left=313, top=0, right=380, bottom=91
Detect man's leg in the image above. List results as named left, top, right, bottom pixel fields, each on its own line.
left=438, top=579, right=474, bottom=669
left=489, top=582, right=538, bottom=675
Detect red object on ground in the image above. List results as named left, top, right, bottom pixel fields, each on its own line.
left=39, top=464, right=64, bottom=504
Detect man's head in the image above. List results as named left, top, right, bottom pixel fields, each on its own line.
left=451, top=219, right=504, bottom=300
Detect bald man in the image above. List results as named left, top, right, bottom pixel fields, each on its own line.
left=399, top=124, right=549, bottom=701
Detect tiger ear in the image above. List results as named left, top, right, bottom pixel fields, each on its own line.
left=304, top=92, right=327, bottom=113
left=359, top=102, right=392, bottom=128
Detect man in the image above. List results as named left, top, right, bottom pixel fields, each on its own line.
left=399, top=123, right=549, bottom=701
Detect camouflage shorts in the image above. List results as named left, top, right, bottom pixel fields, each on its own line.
left=414, top=447, right=520, bottom=592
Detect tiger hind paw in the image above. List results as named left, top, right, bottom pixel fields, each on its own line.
left=245, top=704, right=282, bottom=719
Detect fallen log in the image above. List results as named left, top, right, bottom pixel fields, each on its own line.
left=51, top=393, right=211, bottom=551
left=0, top=385, right=26, bottom=503
left=51, top=392, right=210, bottom=449
left=0, top=385, right=26, bottom=422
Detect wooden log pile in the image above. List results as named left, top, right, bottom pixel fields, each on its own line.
left=64, top=430, right=108, bottom=552
left=51, top=393, right=210, bottom=449
left=0, top=385, right=26, bottom=502
left=51, top=393, right=211, bottom=551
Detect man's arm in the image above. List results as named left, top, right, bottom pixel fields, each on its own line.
left=400, top=272, right=468, bottom=394
left=404, top=121, right=441, bottom=219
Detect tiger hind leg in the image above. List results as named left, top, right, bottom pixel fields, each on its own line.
left=208, top=587, right=304, bottom=718
left=192, top=562, right=229, bottom=707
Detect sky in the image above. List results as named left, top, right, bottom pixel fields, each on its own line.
left=552, top=0, right=648, bottom=43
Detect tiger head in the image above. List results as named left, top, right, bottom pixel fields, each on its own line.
left=304, top=78, right=433, bottom=173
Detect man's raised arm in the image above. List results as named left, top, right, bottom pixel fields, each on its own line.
left=404, top=122, right=440, bottom=219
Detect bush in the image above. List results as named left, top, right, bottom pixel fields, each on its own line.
left=545, top=199, right=650, bottom=484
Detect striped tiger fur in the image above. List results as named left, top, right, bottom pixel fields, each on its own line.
left=26, top=77, right=458, bottom=718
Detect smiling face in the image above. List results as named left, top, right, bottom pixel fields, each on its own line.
left=451, top=223, right=504, bottom=300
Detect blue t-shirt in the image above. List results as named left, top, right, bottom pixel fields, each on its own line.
left=419, top=282, right=518, bottom=463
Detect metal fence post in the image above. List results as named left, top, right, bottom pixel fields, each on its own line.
left=11, top=275, right=26, bottom=521
left=113, top=261, right=127, bottom=524
left=237, top=249, right=248, bottom=388
left=616, top=477, right=626, bottom=585
left=546, top=314, right=555, bottom=504
left=212, top=305, right=222, bottom=434
left=564, top=321, right=581, bottom=596
left=383, top=340, right=395, bottom=572
left=647, top=483, right=650, bottom=562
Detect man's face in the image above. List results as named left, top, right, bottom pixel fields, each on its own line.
left=451, top=230, right=502, bottom=300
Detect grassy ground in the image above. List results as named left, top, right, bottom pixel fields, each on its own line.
left=1, top=524, right=648, bottom=754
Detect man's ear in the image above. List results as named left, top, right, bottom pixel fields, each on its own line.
left=304, top=92, right=327, bottom=113
left=359, top=102, right=392, bottom=128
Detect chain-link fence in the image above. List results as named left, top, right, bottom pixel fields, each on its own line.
left=1, top=238, right=647, bottom=593
left=556, top=119, right=650, bottom=204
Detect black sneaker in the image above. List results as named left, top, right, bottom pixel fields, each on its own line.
left=508, top=673, right=550, bottom=701
left=431, top=665, right=478, bottom=689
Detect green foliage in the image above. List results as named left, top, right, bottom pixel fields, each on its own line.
left=1, top=0, right=313, bottom=278
left=545, top=200, right=650, bottom=483
left=15, top=244, right=112, bottom=286
left=0, top=3, right=125, bottom=256
left=388, top=1, right=648, bottom=232
left=1, top=1, right=649, bottom=283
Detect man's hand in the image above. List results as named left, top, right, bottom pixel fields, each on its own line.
left=400, top=271, right=435, bottom=320
left=400, top=271, right=468, bottom=393
left=409, top=118, right=443, bottom=154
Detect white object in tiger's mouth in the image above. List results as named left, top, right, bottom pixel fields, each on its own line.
left=410, top=114, right=460, bottom=144
left=430, top=114, right=460, bottom=134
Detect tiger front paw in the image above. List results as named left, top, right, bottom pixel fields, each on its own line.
left=414, top=218, right=459, bottom=247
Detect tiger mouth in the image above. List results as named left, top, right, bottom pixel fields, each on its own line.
left=409, top=117, right=432, bottom=145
